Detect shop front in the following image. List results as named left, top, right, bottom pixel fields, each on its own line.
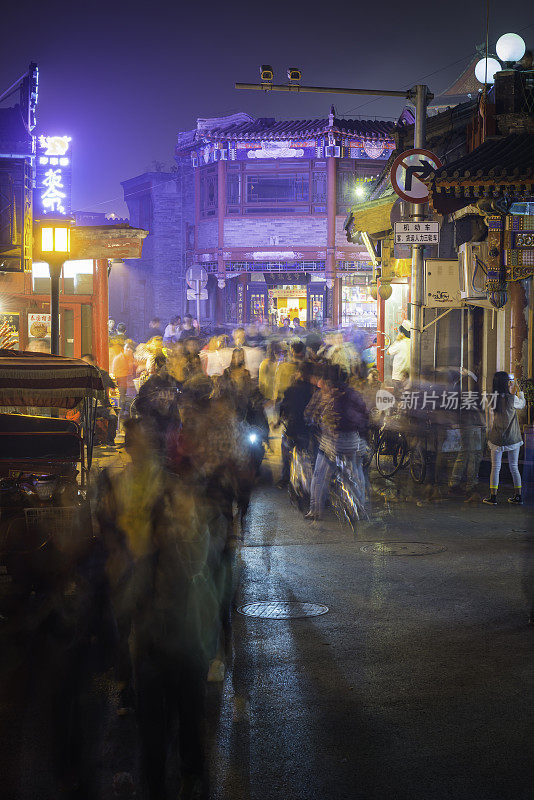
left=0, top=259, right=108, bottom=363
left=236, top=274, right=327, bottom=326
left=341, top=274, right=376, bottom=330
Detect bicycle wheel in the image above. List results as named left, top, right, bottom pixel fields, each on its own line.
left=376, top=429, right=407, bottom=478
left=410, top=443, right=427, bottom=484
left=362, top=428, right=378, bottom=469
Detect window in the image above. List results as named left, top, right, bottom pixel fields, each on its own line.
left=200, top=167, right=217, bottom=217
left=312, top=171, right=327, bottom=204
left=246, top=173, right=309, bottom=203
left=226, top=172, right=241, bottom=205
left=336, top=170, right=356, bottom=206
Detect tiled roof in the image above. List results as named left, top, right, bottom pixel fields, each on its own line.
left=201, top=116, right=395, bottom=140
left=429, top=133, right=534, bottom=213
left=430, top=133, right=534, bottom=182
left=440, top=57, right=481, bottom=98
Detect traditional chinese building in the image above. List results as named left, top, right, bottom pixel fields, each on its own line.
left=118, top=110, right=396, bottom=332
left=176, top=110, right=395, bottom=326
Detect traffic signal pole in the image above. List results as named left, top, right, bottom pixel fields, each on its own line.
left=236, top=78, right=432, bottom=377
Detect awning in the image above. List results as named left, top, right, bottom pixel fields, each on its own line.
left=0, top=349, right=104, bottom=409
left=428, top=133, right=534, bottom=215
left=345, top=192, right=397, bottom=240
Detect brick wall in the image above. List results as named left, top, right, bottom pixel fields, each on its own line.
left=224, top=216, right=327, bottom=247
left=197, top=219, right=218, bottom=249
left=117, top=170, right=188, bottom=339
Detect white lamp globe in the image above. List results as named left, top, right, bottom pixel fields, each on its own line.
left=496, top=33, right=526, bottom=63
left=475, top=57, right=502, bottom=85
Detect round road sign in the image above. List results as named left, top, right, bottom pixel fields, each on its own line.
left=390, top=148, right=443, bottom=204
left=186, top=265, right=208, bottom=288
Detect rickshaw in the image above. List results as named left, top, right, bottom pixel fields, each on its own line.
left=0, top=348, right=104, bottom=488
left=0, top=348, right=105, bottom=627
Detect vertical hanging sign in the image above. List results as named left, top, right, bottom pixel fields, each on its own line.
left=35, top=135, right=72, bottom=215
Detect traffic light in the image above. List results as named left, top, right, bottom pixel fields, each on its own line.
left=287, top=67, right=302, bottom=82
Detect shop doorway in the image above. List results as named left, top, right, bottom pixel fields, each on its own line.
left=268, top=286, right=307, bottom=327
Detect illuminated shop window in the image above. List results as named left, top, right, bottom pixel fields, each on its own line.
left=32, top=260, right=93, bottom=295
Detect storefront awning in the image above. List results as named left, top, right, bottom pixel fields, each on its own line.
left=345, top=192, right=397, bottom=241
left=428, top=133, right=534, bottom=215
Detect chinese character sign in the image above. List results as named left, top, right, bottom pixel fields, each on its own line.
left=35, top=135, right=72, bottom=215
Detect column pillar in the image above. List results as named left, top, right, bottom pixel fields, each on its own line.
left=326, top=154, right=338, bottom=326
left=377, top=280, right=385, bottom=381
left=510, top=279, right=528, bottom=381
left=192, top=165, right=201, bottom=317
left=95, top=259, right=109, bottom=370
left=49, top=261, right=61, bottom=356
left=216, top=156, right=226, bottom=324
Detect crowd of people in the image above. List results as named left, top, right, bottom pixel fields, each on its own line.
left=83, top=314, right=527, bottom=797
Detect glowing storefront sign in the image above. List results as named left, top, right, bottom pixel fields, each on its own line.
left=35, top=135, right=72, bottom=215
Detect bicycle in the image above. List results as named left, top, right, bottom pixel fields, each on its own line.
left=289, top=445, right=369, bottom=530
left=375, top=416, right=428, bottom=484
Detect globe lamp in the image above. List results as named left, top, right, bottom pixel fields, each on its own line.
left=474, top=57, right=502, bottom=85
left=496, top=33, right=526, bottom=65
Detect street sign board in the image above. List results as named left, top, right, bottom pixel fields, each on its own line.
left=186, top=266, right=208, bottom=288
left=394, top=221, right=440, bottom=245
left=187, top=288, right=208, bottom=301
left=390, top=148, right=443, bottom=204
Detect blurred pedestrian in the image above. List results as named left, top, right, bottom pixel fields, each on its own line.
left=388, top=320, right=411, bottom=393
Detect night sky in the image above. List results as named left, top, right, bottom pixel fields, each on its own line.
left=1, top=1, right=532, bottom=216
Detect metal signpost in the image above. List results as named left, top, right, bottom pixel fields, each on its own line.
left=186, top=266, right=208, bottom=324
left=236, top=75, right=434, bottom=379
left=389, top=140, right=443, bottom=379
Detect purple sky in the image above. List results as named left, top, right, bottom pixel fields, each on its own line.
left=1, top=0, right=532, bottom=216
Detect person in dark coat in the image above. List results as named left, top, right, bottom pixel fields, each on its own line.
left=277, top=363, right=314, bottom=486
left=306, top=364, right=369, bottom=520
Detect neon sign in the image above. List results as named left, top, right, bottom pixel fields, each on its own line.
left=35, top=135, right=72, bottom=215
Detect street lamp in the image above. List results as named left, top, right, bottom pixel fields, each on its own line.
left=496, top=33, right=526, bottom=67
left=474, top=57, right=502, bottom=85
left=35, top=216, right=73, bottom=355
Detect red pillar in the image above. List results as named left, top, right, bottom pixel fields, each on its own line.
left=377, top=279, right=385, bottom=381
left=510, top=279, right=527, bottom=380
left=216, top=157, right=226, bottom=324
left=326, top=154, right=338, bottom=326
left=94, top=259, right=109, bottom=370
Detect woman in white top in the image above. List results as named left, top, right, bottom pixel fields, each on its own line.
left=483, top=371, right=526, bottom=505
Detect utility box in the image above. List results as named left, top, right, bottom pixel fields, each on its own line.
left=424, top=258, right=462, bottom=307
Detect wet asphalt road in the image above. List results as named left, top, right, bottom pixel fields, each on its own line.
left=208, top=475, right=534, bottom=800
left=1, top=443, right=533, bottom=799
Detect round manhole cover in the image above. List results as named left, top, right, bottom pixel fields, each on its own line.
left=236, top=601, right=329, bottom=619
left=360, top=542, right=446, bottom=556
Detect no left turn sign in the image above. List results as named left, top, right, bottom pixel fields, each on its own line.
left=390, top=148, right=443, bottom=204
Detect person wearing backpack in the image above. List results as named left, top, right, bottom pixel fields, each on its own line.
left=483, top=371, right=526, bottom=506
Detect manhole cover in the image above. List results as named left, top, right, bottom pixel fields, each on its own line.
left=360, top=542, right=446, bottom=556
left=236, top=601, right=329, bottom=619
